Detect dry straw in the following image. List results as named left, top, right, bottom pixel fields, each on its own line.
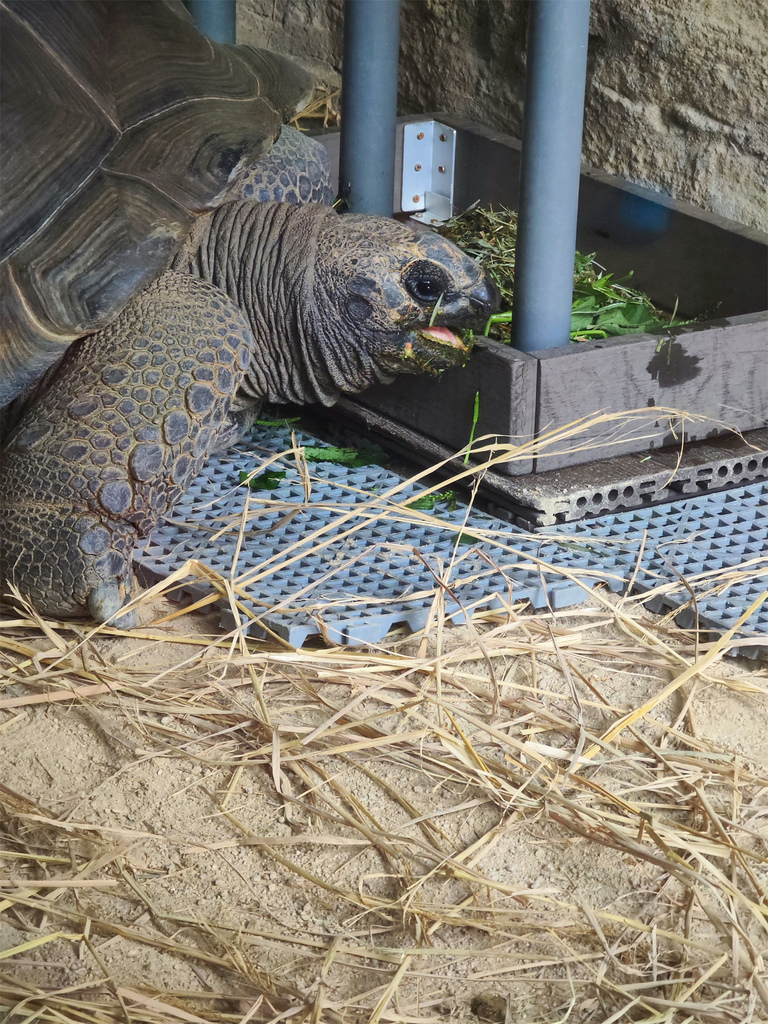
left=1, top=409, right=766, bottom=1023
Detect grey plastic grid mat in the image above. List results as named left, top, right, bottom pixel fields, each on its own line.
left=136, top=425, right=767, bottom=655
left=548, top=487, right=768, bottom=656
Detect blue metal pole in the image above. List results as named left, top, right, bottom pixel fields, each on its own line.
left=511, top=0, right=591, bottom=352
left=339, top=0, right=401, bottom=216
left=184, top=0, right=237, bottom=44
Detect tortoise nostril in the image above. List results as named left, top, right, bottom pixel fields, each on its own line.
left=469, top=276, right=501, bottom=313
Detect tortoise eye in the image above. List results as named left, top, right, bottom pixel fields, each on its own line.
left=404, top=261, right=450, bottom=304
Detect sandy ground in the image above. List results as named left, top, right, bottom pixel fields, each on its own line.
left=1, top=587, right=767, bottom=1023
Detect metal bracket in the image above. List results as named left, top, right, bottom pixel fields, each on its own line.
left=401, top=121, right=456, bottom=224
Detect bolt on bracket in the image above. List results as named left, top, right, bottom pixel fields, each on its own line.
left=401, top=121, right=457, bottom=224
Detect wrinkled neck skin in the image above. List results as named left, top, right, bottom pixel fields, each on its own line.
left=183, top=201, right=391, bottom=406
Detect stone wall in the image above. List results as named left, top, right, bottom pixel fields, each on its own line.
left=238, top=0, right=768, bottom=233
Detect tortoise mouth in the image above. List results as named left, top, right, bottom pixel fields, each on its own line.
left=400, top=325, right=473, bottom=373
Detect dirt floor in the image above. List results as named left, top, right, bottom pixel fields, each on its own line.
left=1, top=581, right=767, bottom=1023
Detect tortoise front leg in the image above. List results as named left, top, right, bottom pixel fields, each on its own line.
left=0, top=273, right=255, bottom=626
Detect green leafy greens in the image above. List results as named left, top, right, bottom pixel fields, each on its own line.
left=239, top=469, right=287, bottom=491
left=302, top=445, right=388, bottom=468
left=439, top=206, right=684, bottom=344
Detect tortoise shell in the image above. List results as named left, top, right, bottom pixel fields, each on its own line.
left=0, top=0, right=313, bottom=403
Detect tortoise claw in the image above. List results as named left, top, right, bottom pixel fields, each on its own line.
left=87, top=581, right=137, bottom=628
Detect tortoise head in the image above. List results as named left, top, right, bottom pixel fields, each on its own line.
left=308, top=213, right=500, bottom=398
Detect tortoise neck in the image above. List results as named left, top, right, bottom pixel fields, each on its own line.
left=189, top=200, right=341, bottom=404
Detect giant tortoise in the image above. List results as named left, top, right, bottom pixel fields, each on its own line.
left=0, top=0, right=498, bottom=626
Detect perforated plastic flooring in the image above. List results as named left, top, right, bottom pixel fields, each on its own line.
left=136, top=425, right=767, bottom=655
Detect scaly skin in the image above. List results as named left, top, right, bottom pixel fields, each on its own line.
left=0, top=274, right=253, bottom=624
left=227, top=125, right=335, bottom=207
left=182, top=201, right=497, bottom=404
